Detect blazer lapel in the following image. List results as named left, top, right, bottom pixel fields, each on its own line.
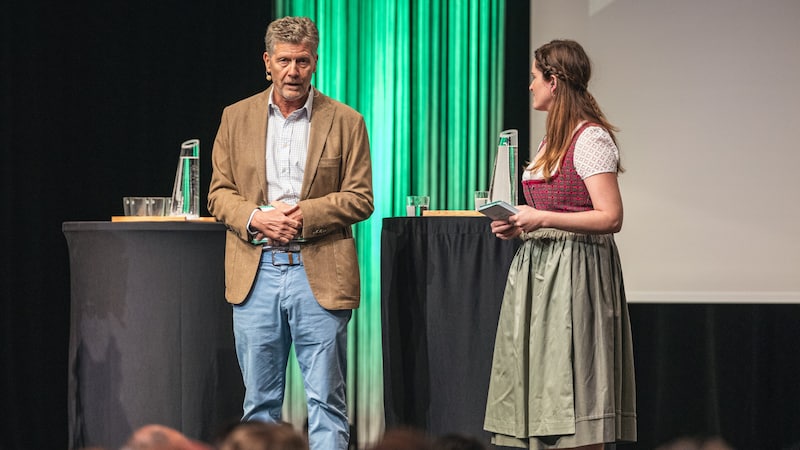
left=302, top=89, right=333, bottom=200
left=246, top=88, right=271, bottom=203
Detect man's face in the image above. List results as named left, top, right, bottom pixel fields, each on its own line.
left=264, top=42, right=317, bottom=108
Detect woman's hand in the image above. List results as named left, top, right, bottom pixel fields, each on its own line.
left=507, top=205, right=545, bottom=233
left=490, top=219, right=522, bottom=240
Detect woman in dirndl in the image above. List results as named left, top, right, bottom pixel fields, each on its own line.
left=483, top=39, right=637, bottom=450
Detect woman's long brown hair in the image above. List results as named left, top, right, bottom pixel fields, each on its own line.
left=531, top=39, right=621, bottom=181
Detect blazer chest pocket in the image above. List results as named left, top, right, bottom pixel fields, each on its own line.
left=318, top=156, right=341, bottom=168
left=313, top=157, right=342, bottom=191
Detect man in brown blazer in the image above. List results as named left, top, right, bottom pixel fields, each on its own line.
left=207, top=16, right=373, bottom=450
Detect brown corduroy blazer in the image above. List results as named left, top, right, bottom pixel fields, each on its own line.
left=207, top=87, right=374, bottom=310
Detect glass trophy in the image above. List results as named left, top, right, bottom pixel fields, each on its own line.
left=488, top=129, right=518, bottom=205
left=169, top=139, right=200, bottom=219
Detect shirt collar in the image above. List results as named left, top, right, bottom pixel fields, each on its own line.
left=268, top=86, right=315, bottom=119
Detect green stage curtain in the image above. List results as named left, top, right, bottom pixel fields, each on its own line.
left=274, top=0, right=505, bottom=445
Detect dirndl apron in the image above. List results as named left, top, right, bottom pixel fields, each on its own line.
left=484, top=229, right=637, bottom=448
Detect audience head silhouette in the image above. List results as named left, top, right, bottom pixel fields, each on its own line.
left=218, top=421, right=307, bottom=450
left=120, top=424, right=211, bottom=450
left=432, top=433, right=486, bottom=450
left=371, top=427, right=433, bottom=450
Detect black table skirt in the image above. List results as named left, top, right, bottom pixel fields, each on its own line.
left=381, top=216, right=520, bottom=443
left=63, top=221, right=243, bottom=450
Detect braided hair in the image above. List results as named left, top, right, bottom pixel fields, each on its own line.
left=531, top=39, right=621, bottom=181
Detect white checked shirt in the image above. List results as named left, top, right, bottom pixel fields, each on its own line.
left=266, top=88, right=314, bottom=205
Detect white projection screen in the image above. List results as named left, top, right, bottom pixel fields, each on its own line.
left=529, top=0, right=800, bottom=303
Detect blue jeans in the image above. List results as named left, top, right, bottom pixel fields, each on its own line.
left=233, top=250, right=351, bottom=450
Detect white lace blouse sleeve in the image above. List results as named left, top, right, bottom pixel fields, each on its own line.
left=573, top=126, right=619, bottom=179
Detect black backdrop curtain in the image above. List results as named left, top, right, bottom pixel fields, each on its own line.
left=630, top=303, right=800, bottom=449
left=1, top=2, right=272, bottom=449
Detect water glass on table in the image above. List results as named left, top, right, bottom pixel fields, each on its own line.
left=406, top=195, right=430, bottom=216
left=474, top=190, right=490, bottom=210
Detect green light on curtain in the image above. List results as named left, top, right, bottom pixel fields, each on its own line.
left=274, top=0, right=505, bottom=445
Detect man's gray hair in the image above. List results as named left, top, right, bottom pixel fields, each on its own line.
left=264, top=16, right=319, bottom=56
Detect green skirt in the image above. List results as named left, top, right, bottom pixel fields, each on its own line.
left=484, top=229, right=637, bottom=448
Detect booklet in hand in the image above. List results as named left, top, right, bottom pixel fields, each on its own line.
left=478, top=200, right=518, bottom=221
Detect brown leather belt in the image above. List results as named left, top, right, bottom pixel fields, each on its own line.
left=269, top=249, right=302, bottom=266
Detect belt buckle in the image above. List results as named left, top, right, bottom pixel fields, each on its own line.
left=270, top=249, right=300, bottom=266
